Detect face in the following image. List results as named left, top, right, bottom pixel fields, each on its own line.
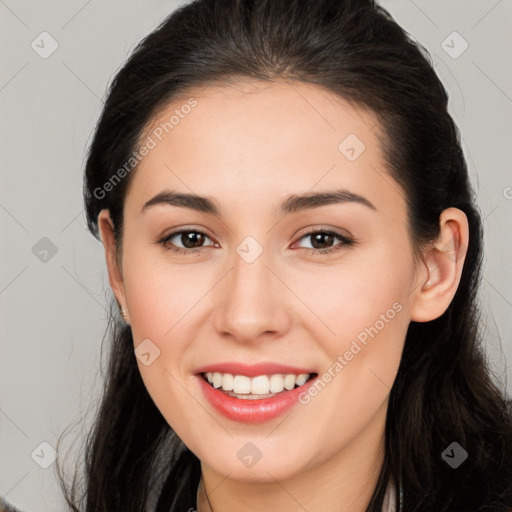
left=101, top=80, right=426, bottom=482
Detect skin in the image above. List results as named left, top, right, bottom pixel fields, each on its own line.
left=98, top=79, right=468, bottom=512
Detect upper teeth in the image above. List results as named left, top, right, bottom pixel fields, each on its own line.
left=205, top=372, right=310, bottom=394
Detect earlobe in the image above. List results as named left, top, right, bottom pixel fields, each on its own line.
left=410, top=208, right=469, bottom=322
left=97, top=209, right=128, bottom=320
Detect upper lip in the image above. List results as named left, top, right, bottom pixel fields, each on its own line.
left=194, top=362, right=317, bottom=377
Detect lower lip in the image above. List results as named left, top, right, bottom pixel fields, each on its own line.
left=197, top=374, right=317, bottom=424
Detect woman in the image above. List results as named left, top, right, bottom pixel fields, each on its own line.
left=56, top=0, right=512, bottom=510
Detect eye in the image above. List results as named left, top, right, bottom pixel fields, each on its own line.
left=293, top=229, right=355, bottom=255
left=157, top=229, right=218, bottom=255
left=156, top=228, right=354, bottom=256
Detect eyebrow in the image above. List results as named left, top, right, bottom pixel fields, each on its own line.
left=140, top=188, right=377, bottom=216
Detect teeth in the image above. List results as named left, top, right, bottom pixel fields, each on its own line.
left=221, top=373, right=234, bottom=391
left=269, top=374, right=284, bottom=393
left=295, top=374, right=308, bottom=386
left=233, top=375, right=251, bottom=394
left=212, top=372, right=223, bottom=389
left=283, top=374, right=296, bottom=390
left=204, top=372, right=311, bottom=395
left=251, top=375, right=269, bottom=394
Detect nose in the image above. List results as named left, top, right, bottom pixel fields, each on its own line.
left=213, top=249, right=291, bottom=344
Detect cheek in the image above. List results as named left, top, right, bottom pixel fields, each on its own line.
left=290, top=243, right=413, bottom=397
left=292, top=245, right=412, bottom=343
left=120, top=245, right=206, bottom=433
left=121, top=244, right=211, bottom=341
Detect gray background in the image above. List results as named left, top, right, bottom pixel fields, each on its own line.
left=1, top=1, right=511, bottom=510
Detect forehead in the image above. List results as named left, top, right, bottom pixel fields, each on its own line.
left=125, top=79, right=404, bottom=220
left=141, top=79, right=379, bottom=148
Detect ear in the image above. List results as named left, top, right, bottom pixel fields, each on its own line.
left=410, top=207, right=469, bottom=322
left=97, top=209, right=129, bottom=322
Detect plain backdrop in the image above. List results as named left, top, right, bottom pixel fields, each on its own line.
left=1, top=1, right=511, bottom=510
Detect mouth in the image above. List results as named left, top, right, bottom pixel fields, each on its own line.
left=195, top=367, right=319, bottom=423
left=200, top=371, right=317, bottom=400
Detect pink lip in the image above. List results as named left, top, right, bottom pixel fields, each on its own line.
left=196, top=372, right=318, bottom=424
left=194, top=361, right=316, bottom=377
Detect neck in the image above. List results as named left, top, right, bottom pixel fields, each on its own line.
left=197, top=399, right=388, bottom=512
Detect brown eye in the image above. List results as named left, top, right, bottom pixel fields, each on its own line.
left=295, top=229, right=354, bottom=254
left=158, top=229, right=217, bottom=254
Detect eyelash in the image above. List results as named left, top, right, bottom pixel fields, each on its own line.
left=156, top=228, right=355, bottom=256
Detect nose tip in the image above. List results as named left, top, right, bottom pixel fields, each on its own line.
left=212, top=254, right=291, bottom=344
